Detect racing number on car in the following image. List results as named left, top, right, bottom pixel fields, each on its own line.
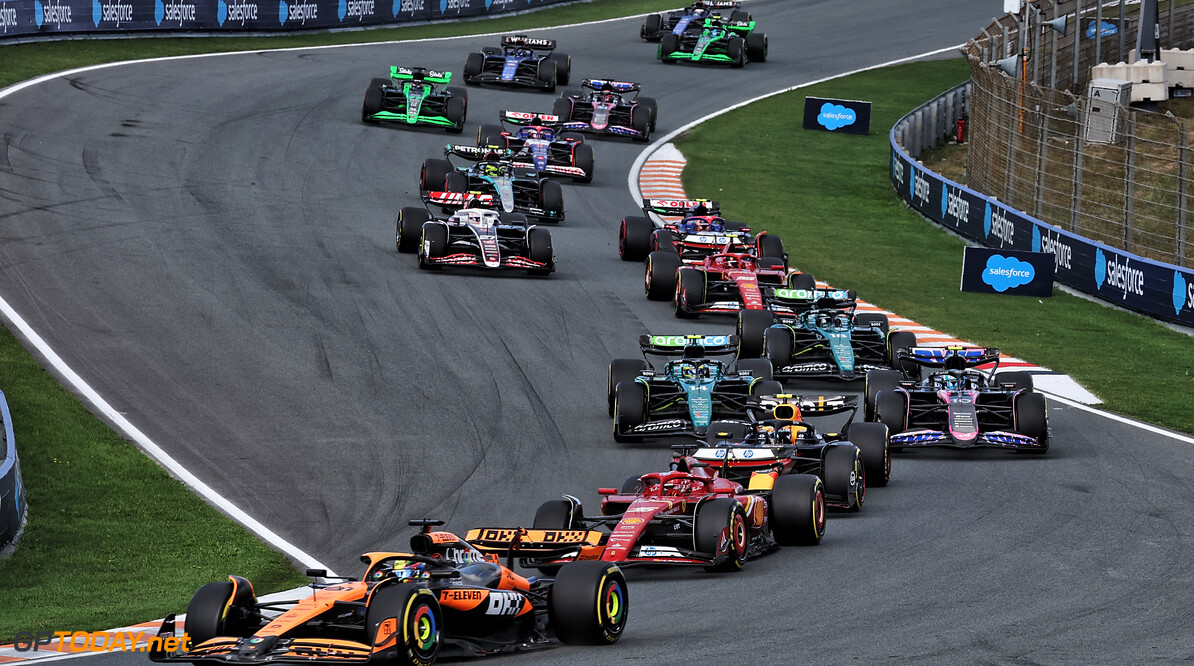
left=485, top=591, right=524, bottom=616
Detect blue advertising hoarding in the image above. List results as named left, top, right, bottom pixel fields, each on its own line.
left=802, top=96, right=871, bottom=136
left=961, top=247, right=1055, bottom=297
left=0, top=0, right=573, bottom=38
left=890, top=142, right=1194, bottom=327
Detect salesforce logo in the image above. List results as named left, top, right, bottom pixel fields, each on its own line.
left=941, top=186, right=969, bottom=226
left=440, top=0, right=470, bottom=12
left=1086, top=19, right=1117, bottom=39
left=1032, top=225, right=1073, bottom=271
left=891, top=153, right=905, bottom=190
left=394, top=0, right=422, bottom=16
left=1095, top=248, right=1145, bottom=300
left=0, top=2, right=19, bottom=33
left=280, top=0, right=317, bottom=25
left=1172, top=270, right=1194, bottom=316
left=982, top=255, right=1035, bottom=292
left=155, top=0, right=197, bottom=24
left=983, top=202, right=1014, bottom=247
left=34, top=0, right=72, bottom=27
left=817, top=103, right=856, bottom=131
left=218, top=0, right=259, bottom=25
left=339, top=0, right=374, bottom=20
left=93, top=0, right=134, bottom=26
left=911, top=166, right=930, bottom=208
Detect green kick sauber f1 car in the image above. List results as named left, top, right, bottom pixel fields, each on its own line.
left=658, top=17, right=767, bottom=68
left=361, top=66, right=468, bottom=133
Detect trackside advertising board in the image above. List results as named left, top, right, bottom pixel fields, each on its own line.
left=890, top=138, right=1194, bottom=327
left=0, top=388, right=25, bottom=559
left=802, top=96, right=871, bottom=136
left=0, top=0, right=571, bottom=38
left=961, top=247, right=1055, bottom=297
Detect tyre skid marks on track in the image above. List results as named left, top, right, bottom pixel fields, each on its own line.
left=635, top=144, right=1101, bottom=405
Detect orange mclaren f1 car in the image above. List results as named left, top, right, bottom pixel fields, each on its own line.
left=149, top=520, right=627, bottom=665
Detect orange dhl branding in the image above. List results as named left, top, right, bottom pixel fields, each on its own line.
left=9, top=631, right=190, bottom=654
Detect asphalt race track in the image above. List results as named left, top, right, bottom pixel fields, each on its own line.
left=3, top=0, right=1194, bottom=662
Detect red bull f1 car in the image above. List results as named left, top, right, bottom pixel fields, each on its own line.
left=506, top=456, right=824, bottom=573
left=865, top=346, right=1049, bottom=453
left=641, top=1, right=751, bottom=41
left=476, top=111, right=594, bottom=183
left=150, top=520, right=627, bottom=665
left=420, top=144, right=565, bottom=223
left=552, top=79, right=658, bottom=142
left=361, top=67, right=467, bottom=133
left=396, top=199, right=554, bottom=275
left=463, top=35, right=571, bottom=91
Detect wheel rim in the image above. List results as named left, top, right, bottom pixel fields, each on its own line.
left=855, top=457, right=865, bottom=508
left=406, top=597, right=438, bottom=661
left=602, top=577, right=626, bottom=631
left=813, top=485, right=826, bottom=536
left=731, top=513, right=747, bottom=561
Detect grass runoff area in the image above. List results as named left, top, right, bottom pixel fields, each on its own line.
left=0, top=0, right=688, bottom=643
left=677, top=57, right=1194, bottom=435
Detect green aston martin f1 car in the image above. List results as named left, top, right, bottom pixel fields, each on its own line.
left=658, top=17, right=767, bottom=68
left=361, top=66, right=468, bottom=133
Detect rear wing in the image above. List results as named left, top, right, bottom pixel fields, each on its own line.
left=499, top=110, right=566, bottom=127
left=695, top=1, right=742, bottom=8
left=751, top=394, right=859, bottom=418
left=897, top=346, right=1001, bottom=370
left=465, top=527, right=602, bottom=557
left=582, top=78, right=641, bottom=93
left=422, top=191, right=497, bottom=210
left=638, top=333, right=739, bottom=357
left=444, top=144, right=514, bottom=161
left=502, top=35, right=557, bottom=51
left=769, top=287, right=856, bottom=308
left=641, top=198, right=720, bottom=217
left=390, top=66, right=452, bottom=84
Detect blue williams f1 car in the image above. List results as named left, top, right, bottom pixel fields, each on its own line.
left=463, top=35, right=571, bottom=91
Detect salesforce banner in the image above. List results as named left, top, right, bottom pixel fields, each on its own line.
left=891, top=145, right=1194, bottom=327
left=0, top=0, right=569, bottom=38
left=802, top=96, right=871, bottom=136
left=961, top=247, right=1055, bottom=297
left=0, top=388, right=25, bottom=559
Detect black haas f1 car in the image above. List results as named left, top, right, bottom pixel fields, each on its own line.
left=463, top=35, right=571, bottom=91
left=475, top=111, right=594, bottom=183
left=641, top=1, right=750, bottom=41
left=396, top=197, right=554, bottom=275
left=552, top=79, right=658, bottom=142
left=864, top=346, right=1049, bottom=453
left=608, top=334, right=781, bottom=442
left=361, top=66, right=467, bottom=133
left=734, top=277, right=918, bottom=378
left=150, top=520, right=627, bottom=665
left=618, top=198, right=786, bottom=266
left=420, top=144, right=565, bottom=223
left=504, top=455, right=824, bottom=574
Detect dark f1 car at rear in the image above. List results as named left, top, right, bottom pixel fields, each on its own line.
left=463, top=35, right=571, bottom=91
left=396, top=199, right=554, bottom=275
left=552, top=79, right=658, bottom=142
left=361, top=67, right=467, bottom=133
left=476, top=111, right=595, bottom=183
left=150, top=520, right=627, bottom=665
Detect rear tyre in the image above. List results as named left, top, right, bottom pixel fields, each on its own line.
left=787, top=272, right=816, bottom=290
left=533, top=499, right=576, bottom=575
left=396, top=207, right=431, bottom=253
left=613, top=381, right=646, bottom=443
left=770, top=474, right=825, bottom=546
left=443, top=95, right=466, bottom=134
left=619, top=216, right=655, bottom=261
left=729, top=10, right=751, bottom=22
left=463, top=52, right=484, bottom=82
left=875, top=390, right=908, bottom=437
left=549, top=562, right=628, bottom=645
left=854, top=312, right=890, bottom=339
left=444, top=171, right=468, bottom=193
left=763, top=327, right=793, bottom=370
left=536, top=58, right=558, bottom=91
left=608, top=359, right=646, bottom=417
left=695, top=498, right=749, bottom=572
left=736, top=309, right=775, bottom=358
left=500, top=212, right=529, bottom=226
left=750, top=379, right=783, bottom=397
left=552, top=97, right=574, bottom=121
left=887, top=330, right=919, bottom=376
left=420, top=159, right=452, bottom=193
left=573, top=143, right=595, bottom=183
left=476, top=123, right=504, bottom=147
left=366, top=584, right=441, bottom=666
left=643, top=13, right=662, bottom=40
left=659, top=33, right=679, bottom=63
left=645, top=251, right=682, bottom=301
left=526, top=227, right=554, bottom=276
left=1013, top=392, right=1049, bottom=450
left=674, top=268, right=705, bottom=318
left=650, top=229, right=679, bottom=254
left=727, top=37, right=746, bottom=68
left=755, top=232, right=784, bottom=260
left=996, top=371, right=1035, bottom=392
left=736, top=358, right=774, bottom=382
left=864, top=369, right=903, bottom=421
left=637, top=97, right=659, bottom=131
left=847, top=422, right=891, bottom=488
left=745, top=32, right=768, bottom=62
left=823, top=444, right=864, bottom=512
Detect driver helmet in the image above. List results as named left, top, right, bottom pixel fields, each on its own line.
left=679, top=363, right=699, bottom=381
left=480, top=162, right=506, bottom=177
left=940, top=371, right=965, bottom=390
left=515, top=47, right=534, bottom=57
left=522, top=128, right=542, bottom=140
left=370, top=559, right=429, bottom=582
left=601, top=91, right=617, bottom=103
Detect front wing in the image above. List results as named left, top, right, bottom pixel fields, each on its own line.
left=466, top=57, right=552, bottom=89
left=890, top=428, right=1046, bottom=451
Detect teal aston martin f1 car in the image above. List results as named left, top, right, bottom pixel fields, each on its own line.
left=658, top=17, right=767, bottom=67
left=361, top=66, right=467, bottom=133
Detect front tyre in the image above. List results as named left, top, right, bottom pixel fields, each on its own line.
left=848, top=421, right=891, bottom=488
left=549, top=562, right=628, bottom=645
left=526, top=227, right=555, bottom=276
left=397, top=207, right=431, bottom=253
left=695, top=498, right=749, bottom=572
left=366, top=583, right=442, bottom=666
left=645, top=251, right=682, bottom=301
left=619, top=216, right=654, bottom=261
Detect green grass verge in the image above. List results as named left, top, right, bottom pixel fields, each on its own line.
left=677, top=58, right=1194, bottom=434
left=0, top=0, right=682, bottom=89
left=0, top=0, right=680, bottom=642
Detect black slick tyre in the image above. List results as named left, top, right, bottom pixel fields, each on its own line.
left=887, top=330, right=919, bottom=375
left=418, top=222, right=447, bottom=271
left=787, top=272, right=816, bottom=290
left=848, top=421, right=891, bottom=488
left=533, top=499, right=576, bottom=574
left=463, top=52, right=484, bottom=83
left=755, top=232, right=784, bottom=260
left=362, top=86, right=383, bottom=124
left=549, top=562, right=628, bottom=645
left=539, top=180, right=565, bottom=221
left=420, top=159, right=452, bottom=193
left=607, top=359, right=646, bottom=417
left=550, top=53, right=571, bottom=86
left=645, top=251, right=682, bottom=301
left=674, top=268, right=704, bottom=318
left=736, top=309, right=775, bottom=358
left=770, top=474, right=825, bottom=546
left=366, top=583, right=441, bottom=666
left=659, top=33, right=679, bottom=63
left=443, top=95, right=466, bottom=133
left=694, top=498, right=749, bottom=572
left=745, top=32, right=768, bottom=62
left=619, top=216, right=654, bottom=261
left=864, top=369, right=904, bottom=421
left=573, top=142, right=595, bottom=183
left=613, top=381, right=646, bottom=443
left=823, top=444, right=864, bottom=512
left=396, top=207, right=431, bottom=253
left=526, top=227, right=554, bottom=276
left=1013, top=392, right=1049, bottom=451
left=476, top=123, right=504, bottom=146
left=643, top=13, right=662, bottom=40
left=763, top=327, right=792, bottom=370
left=727, top=37, right=746, bottom=68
